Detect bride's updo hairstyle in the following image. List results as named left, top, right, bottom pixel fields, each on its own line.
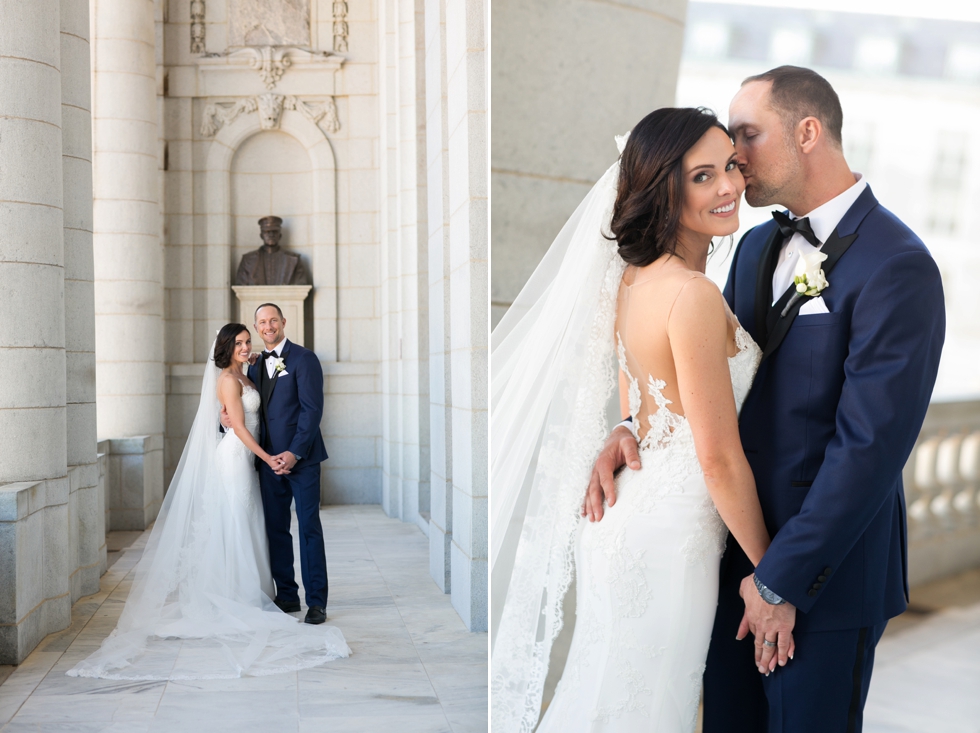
left=610, top=107, right=730, bottom=266
left=213, top=323, right=250, bottom=369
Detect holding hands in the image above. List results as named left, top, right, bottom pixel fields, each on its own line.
left=579, top=425, right=798, bottom=677
left=219, top=405, right=294, bottom=475
left=737, top=574, right=797, bottom=675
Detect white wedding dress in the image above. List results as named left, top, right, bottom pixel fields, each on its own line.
left=491, top=144, right=761, bottom=733
left=535, top=319, right=761, bottom=732
left=68, top=348, right=350, bottom=680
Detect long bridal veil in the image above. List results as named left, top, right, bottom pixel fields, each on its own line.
left=491, top=141, right=628, bottom=732
left=68, top=340, right=349, bottom=680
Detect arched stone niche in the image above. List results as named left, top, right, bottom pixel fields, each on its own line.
left=231, top=131, right=313, bottom=344
left=203, top=109, right=337, bottom=362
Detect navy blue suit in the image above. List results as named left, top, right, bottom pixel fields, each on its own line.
left=703, top=186, right=945, bottom=732
left=248, top=339, right=330, bottom=609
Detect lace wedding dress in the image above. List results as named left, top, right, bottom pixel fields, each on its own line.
left=535, top=312, right=761, bottom=733
left=68, top=348, right=350, bottom=680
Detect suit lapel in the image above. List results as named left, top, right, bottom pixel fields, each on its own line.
left=754, top=225, right=783, bottom=351
left=266, top=339, right=290, bottom=406
left=758, top=185, right=878, bottom=362
left=260, top=353, right=275, bottom=405
left=760, top=227, right=860, bottom=362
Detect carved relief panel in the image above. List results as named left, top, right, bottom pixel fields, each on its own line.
left=229, top=0, right=311, bottom=47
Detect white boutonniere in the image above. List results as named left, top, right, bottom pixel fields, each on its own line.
left=782, top=251, right=829, bottom=317
left=271, top=357, right=287, bottom=375
left=793, top=250, right=829, bottom=296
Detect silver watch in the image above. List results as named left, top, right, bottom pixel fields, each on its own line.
left=753, top=574, right=786, bottom=605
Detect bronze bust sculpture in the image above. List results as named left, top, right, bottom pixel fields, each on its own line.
left=235, top=216, right=310, bottom=286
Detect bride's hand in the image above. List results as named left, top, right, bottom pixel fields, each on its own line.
left=582, top=425, right=641, bottom=522
left=264, top=455, right=284, bottom=472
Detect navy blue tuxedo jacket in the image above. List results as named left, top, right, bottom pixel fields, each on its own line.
left=723, top=186, right=944, bottom=633
left=248, top=339, right=328, bottom=466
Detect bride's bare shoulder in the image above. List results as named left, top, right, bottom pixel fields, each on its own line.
left=216, top=371, right=244, bottom=399
left=667, top=273, right=728, bottom=334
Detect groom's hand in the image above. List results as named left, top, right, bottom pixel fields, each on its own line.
left=219, top=406, right=232, bottom=429
left=582, top=425, right=641, bottom=522
left=273, top=451, right=297, bottom=475
left=737, top=574, right=796, bottom=675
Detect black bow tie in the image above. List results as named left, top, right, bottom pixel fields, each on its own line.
left=262, top=350, right=275, bottom=358
left=772, top=210, right=821, bottom=248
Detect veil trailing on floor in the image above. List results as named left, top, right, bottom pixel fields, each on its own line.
left=491, top=139, right=628, bottom=732
left=68, top=340, right=349, bottom=680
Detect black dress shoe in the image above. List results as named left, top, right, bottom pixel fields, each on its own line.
left=274, top=598, right=301, bottom=613
left=304, top=605, right=327, bottom=624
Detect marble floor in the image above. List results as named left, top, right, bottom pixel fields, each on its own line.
left=864, top=568, right=980, bottom=733
left=0, top=505, right=488, bottom=733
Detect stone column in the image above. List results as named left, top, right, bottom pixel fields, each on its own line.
left=446, top=0, right=488, bottom=632
left=92, top=0, right=164, bottom=528
left=61, top=0, right=103, bottom=602
left=424, top=0, right=453, bottom=592
left=379, top=0, right=430, bottom=530
left=491, top=0, right=688, bottom=325
left=0, top=0, right=71, bottom=663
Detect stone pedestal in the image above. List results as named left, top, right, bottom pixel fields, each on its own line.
left=232, top=285, right=312, bottom=347
left=104, top=435, right=164, bottom=531
left=0, top=481, right=71, bottom=664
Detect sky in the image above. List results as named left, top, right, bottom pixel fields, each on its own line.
left=700, top=0, right=980, bottom=23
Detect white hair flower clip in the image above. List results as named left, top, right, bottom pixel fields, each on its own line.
left=615, top=131, right=631, bottom=154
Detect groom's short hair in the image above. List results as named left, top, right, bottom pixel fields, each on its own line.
left=255, top=302, right=284, bottom=320
left=742, top=65, right=843, bottom=148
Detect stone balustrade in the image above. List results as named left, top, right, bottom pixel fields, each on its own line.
left=903, top=400, right=980, bottom=586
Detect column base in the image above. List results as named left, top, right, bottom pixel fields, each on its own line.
left=0, top=482, right=72, bottom=664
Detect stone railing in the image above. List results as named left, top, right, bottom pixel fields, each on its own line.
left=903, top=400, right=980, bottom=587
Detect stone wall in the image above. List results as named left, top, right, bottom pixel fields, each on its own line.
left=0, top=0, right=102, bottom=665
left=491, top=0, right=689, bottom=326
left=376, top=0, right=488, bottom=631
left=158, top=0, right=382, bottom=500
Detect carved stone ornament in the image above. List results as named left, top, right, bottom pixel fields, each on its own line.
left=190, top=0, right=206, bottom=54
left=201, top=93, right=340, bottom=136
left=250, top=46, right=290, bottom=89
left=216, top=46, right=335, bottom=90
left=333, top=1, right=349, bottom=53
left=229, top=0, right=310, bottom=47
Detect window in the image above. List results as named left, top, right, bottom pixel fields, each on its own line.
left=687, top=22, right=730, bottom=60
left=769, top=28, right=813, bottom=66
left=928, top=131, right=968, bottom=235
left=854, top=36, right=901, bottom=74
left=946, top=43, right=980, bottom=83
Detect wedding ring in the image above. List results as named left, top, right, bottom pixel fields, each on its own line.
left=762, top=639, right=776, bottom=648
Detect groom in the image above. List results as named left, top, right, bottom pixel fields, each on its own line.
left=585, top=66, right=945, bottom=731
left=224, top=303, right=331, bottom=624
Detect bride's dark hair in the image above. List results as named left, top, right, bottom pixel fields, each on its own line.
left=213, top=323, right=250, bottom=369
left=609, top=107, right=731, bottom=267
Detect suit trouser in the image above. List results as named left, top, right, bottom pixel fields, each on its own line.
left=703, top=547, right=886, bottom=733
left=259, top=460, right=329, bottom=609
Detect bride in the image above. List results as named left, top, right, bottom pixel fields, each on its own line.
left=68, top=323, right=350, bottom=680
left=491, top=108, right=780, bottom=731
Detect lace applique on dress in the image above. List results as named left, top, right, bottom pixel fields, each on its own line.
left=682, top=495, right=729, bottom=574
left=591, top=659, right=653, bottom=722
left=616, top=332, right=686, bottom=452
left=219, top=385, right=262, bottom=515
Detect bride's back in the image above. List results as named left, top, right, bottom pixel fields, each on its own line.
left=616, top=258, right=737, bottom=447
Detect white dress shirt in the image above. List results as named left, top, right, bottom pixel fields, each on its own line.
left=771, top=174, right=867, bottom=302
left=264, top=339, right=287, bottom=378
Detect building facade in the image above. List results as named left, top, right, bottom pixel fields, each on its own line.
left=0, top=0, right=487, bottom=664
